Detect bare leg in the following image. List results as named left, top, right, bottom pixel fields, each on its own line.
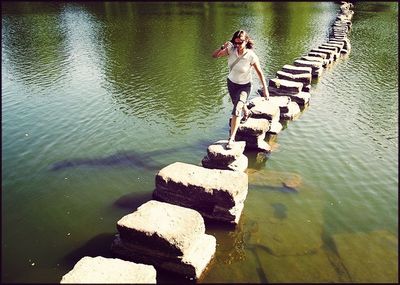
left=228, top=91, right=248, bottom=146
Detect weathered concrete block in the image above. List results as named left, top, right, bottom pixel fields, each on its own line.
left=281, top=101, right=301, bottom=120
left=153, top=162, right=248, bottom=224
left=202, top=153, right=248, bottom=172
left=302, top=84, right=311, bottom=92
left=206, top=140, right=245, bottom=164
left=276, top=70, right=311, bottom=85
left=290, top=92, right=311, bottom=106
left=301, top=55, right=327, bottom=67
left=60, top=256, right=157, bottom=284
left=268, top=78, right=303, bottom=94
left=281, top=64, right=312, bottom=76
left=327, top=40, right=345, bottom=49
left=267, top=121, right=283, bottom=135
left=250, top=95, right=291, bottom=116
left=235, top=132, right=271, bottom=152
left=293, top=60, right=323, bottom=77
left=237, top=117, right=270, bottom=136
left=112, top=232, right=216, bottom=280
left=248, top=97, right=280, bottom=121
left=319, top=44, right=340, bottom=54
left=308, top=51, right=327, bottom=59
left=310, top=48, right=335, bottom=61
left=328, top=38, right=351, bottom=51
left=117, top=200, right=205, bottom=256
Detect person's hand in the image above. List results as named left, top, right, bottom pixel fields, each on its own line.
left=223, top=41, right=233, bottom=49
left=263, top=90, right=269, bottom=100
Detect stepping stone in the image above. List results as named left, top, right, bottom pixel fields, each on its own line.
left=280, top=101, right=301, bottom=120
left=112, top=200, right=216, bottom=280
left=293, top=60, right=323, bottom=78
left=300, top=55, right=327, bottom=67
left=153, top=162, right=248, bottom=225
left=202, top=153, right=248, bottom=172
left=251, top=95, right=291, bottom=116
left=235, top=132, right=271, bottom=152
left=276, top=70, right=311, bottom=85
left=247, top=97, right=280, bottom=121
left=60, top=256, right=157, bottom=284
left=267, top=121, right=283, bottom=135
left=206, top=140, right=245, bottom=164
left=281, top=64, right=312, bottom=76
left=310, top=48, right=336, bottom=61
left=268, top=78, right=303, bottom=95
left=238, top=117, right=270, bottom=137
left=290, top=92, right=311, bottom=106
left=201, top=140, right=247, bottom=172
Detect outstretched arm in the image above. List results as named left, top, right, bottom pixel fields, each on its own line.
left=212, top=41, right=232, bottom=58
left=253, top=60, right=269, bottom=99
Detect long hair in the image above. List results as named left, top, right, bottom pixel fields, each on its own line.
left=230, top=30, right=254, bottom=49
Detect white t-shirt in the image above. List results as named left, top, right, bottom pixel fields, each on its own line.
left=227, top=45, right=259, bottom=84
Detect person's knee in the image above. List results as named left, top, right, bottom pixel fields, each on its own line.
left=234, top=101, right=244, bottom=116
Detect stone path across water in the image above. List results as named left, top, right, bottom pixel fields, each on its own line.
left=60, top=2, right=368, bottom=283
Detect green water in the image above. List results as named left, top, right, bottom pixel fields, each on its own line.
left=2, top=2, right=398, bottom=283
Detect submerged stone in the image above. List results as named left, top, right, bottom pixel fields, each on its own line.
left=332, top=230, right=398, bottom=283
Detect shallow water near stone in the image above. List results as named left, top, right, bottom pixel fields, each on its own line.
left=2, top=2, right=398, bottom=283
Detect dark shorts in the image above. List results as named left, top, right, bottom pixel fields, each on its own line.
left=227, top=78, right=251, bottom=116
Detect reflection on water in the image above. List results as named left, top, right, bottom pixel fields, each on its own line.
left=2, top=1, right=398, bottom=283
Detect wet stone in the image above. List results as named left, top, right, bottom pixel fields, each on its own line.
left=206, top=140, right=245, bottom=164
left=290, top=92, right=311, bottom=106
left=202, top=153, right=248, bottom=172
left=281, top=64, right=312, bottom=76
left=247, top=97, right=280, bottom=121
left=153, top=162, right=248, bottom=225
left=237, top=117, right=270, bottom=137
left=280, top=101, right=301, bottom=120
left=268, top=78, right=303, bottom=95
left=267, top=121, right=283, bottom=135
left=293, top=60, right=323, bottom=77
left=60, top=256, right=157, bottom=284
left=251, top=95, right=291, bottom=116
left=276, top=70, right=311, bottom=85
left=112, top=200, right=216, bottom=280
left=235, top=133, right=271, bottom=152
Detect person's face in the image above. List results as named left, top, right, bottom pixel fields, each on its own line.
left=234, top=36, right=246, bottom=50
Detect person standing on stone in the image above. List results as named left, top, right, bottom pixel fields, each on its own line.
left=212, top=30, right=269, bottom=149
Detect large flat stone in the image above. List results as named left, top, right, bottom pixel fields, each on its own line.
left=281, top=64, right=312, bottom=75
left=267, top=121, right=283, bottom=135
left=153, top=162, right=248, bottom=224
left=293, top=60, right=323, bottom=77
left=280, top=101, right=301, bottom=120
left=235, top=133, right=271, bottom=152
left=290, top=92, right=311, bottom=106
left=276, top=70, right=311, bottom=85
left=248, top=97, right=280, bottom=121
left=112, top=233, right=216, bottom=280
left=60, top=256, right=157, bottom=284
left=206, top=140, right=245, bottom=164
left=268, top=78, right=303, bottom=94
left=250, top=95, right=291, bottom=115
left=237, top=117, right=270, bottom=136
left=117, top=200, right=205, bottom=256
left=332, top=230, right=398, bottom=283
left=310, top=48, right=336, bottom=60
left=202, top=153, right=248, bottom=172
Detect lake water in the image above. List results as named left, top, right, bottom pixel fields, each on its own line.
left=2, top=2, right=398, bottom=283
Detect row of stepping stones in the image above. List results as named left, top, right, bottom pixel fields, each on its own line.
left=60, top=2, right=354, bottom=283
